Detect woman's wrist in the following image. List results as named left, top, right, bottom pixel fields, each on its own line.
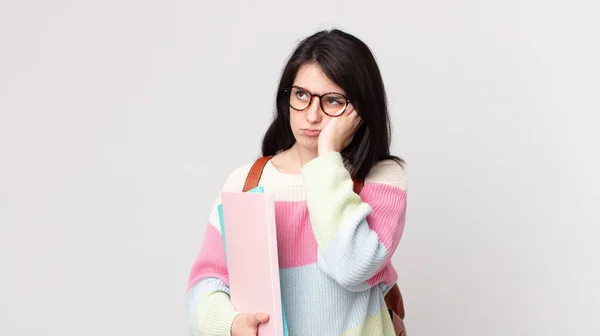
left=317, top=142, right=341, bottom=156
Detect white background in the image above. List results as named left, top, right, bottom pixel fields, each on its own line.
left=1, top=0, right=599, bottom=335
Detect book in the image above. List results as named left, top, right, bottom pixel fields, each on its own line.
left=218, top=186, right=288, bottom=336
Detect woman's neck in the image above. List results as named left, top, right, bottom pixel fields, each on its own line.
left=272, top=143, right=318, bottom=174
left=290, top=143, right=318, bottom=167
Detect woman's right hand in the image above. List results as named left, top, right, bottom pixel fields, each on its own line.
left=230, top=312, right=270, bottom=336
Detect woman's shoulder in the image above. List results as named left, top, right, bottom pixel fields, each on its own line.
left=220, top=161, right=254, bottom=192
left=364, top=159, right=407, bottom=191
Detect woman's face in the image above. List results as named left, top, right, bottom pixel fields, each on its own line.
left=288, top=63, right=348, bottom=152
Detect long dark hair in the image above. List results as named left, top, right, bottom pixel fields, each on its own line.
left=261, top=29, right=404, bottom=180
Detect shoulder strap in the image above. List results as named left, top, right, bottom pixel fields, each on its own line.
left=352, top=178, right=364, bottom=195
left=244, top=156, right=365, bottom=194
left=242, top=155, right=273, bottom=192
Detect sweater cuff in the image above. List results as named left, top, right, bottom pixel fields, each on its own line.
left=218, top=310, right=240, bottom=336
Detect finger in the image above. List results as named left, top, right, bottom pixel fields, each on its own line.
left=355, top=117, right=363, bottom=130
left=246, top=315, right=264, bottom=335
left=349, top=108, right=361, bottom=123
left=254, top=313, right=270, bottom=324
left=346, top=103, right=355, bottom=113
left=352, top=111, right=362, bottom=126
left=246, top=314, right=259, bottom=327
left=347, top=104, right=357, bottom=116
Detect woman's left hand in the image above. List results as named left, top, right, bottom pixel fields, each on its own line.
left=318, top=105, right=362, bottom=155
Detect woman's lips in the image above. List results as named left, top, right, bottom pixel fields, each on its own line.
left=303, top=129, right=321, bottom=137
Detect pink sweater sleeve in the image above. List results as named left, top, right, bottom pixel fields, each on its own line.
left=185, top=165, right=250, bottom=335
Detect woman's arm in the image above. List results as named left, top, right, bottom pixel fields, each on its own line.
left=185, top=165, right=251, bottom=335
left=302, top=152, right=407, bottom=292
left=186, top=222, right=238, bottom=335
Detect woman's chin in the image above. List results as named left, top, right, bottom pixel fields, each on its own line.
left=301, top=139, right=319, bottom=151
left=292, top=137, right=319, bottom=152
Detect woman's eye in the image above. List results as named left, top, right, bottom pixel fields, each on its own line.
left=327, top=98, right=341, bottom=105
left=295, top=91, right=307, bottom=99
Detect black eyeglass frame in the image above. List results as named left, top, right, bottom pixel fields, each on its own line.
left=283, top=85, right=351, bottom=117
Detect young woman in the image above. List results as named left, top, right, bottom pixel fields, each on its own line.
left=186, top=29, right=407, bottom=336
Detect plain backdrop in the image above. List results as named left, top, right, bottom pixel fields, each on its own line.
left=1, top=0, right=599, bottom=335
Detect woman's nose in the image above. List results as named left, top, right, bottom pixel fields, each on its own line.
left=305, top=97, right=323, bottom=123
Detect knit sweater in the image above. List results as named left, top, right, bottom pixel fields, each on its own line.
left=186, top=152, right=407, bottom=336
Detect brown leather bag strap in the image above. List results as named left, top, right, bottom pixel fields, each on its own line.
left=352, top=177, right=364, bottom=195
left=242, top=155, right=273, bottom=192
left=386, top=283, right=406, bottom=320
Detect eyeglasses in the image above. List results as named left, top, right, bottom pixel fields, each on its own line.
left=284, top=86, right=350, bottom=117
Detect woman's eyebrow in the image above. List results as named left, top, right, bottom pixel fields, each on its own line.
left=293, top=85, right=346, bottom=95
